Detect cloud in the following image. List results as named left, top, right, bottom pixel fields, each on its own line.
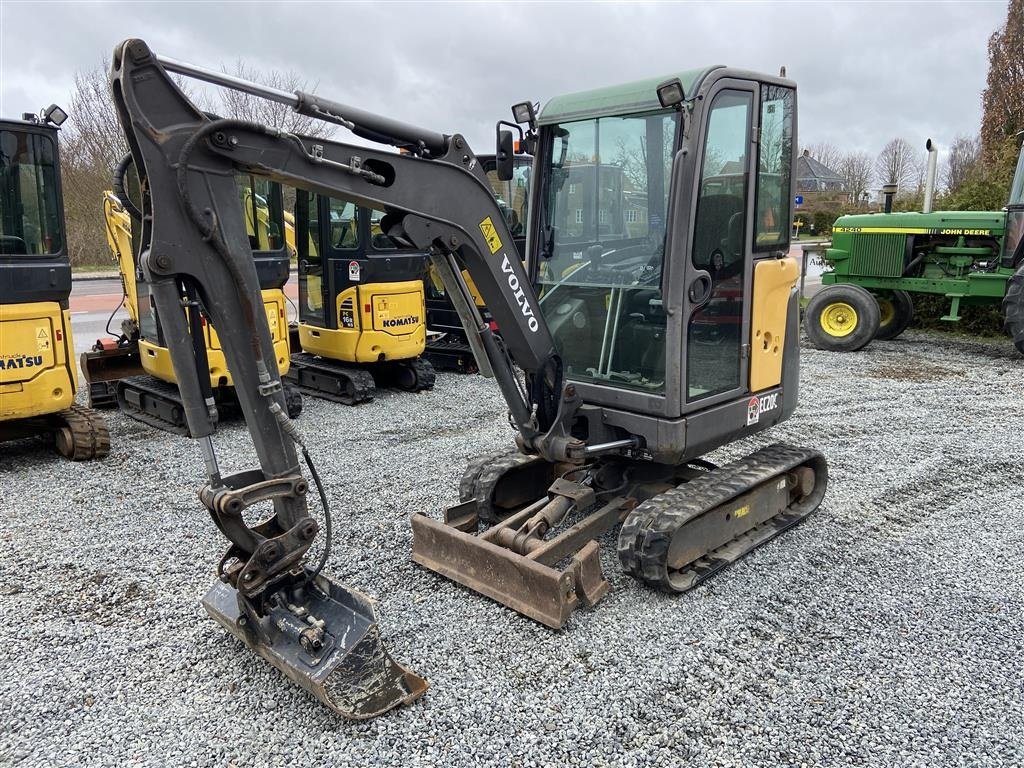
left=0, top=0, right=1007, bottom=166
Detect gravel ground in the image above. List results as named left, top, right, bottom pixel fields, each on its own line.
left=1, top=329, right=1022, bottom=768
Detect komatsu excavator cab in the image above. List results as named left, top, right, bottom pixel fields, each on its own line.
left=288, top=192, right=435, bottom=403
left=0, top=110, right=110, bottom=459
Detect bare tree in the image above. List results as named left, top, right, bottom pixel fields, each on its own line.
left=217, top=61, right=335, bottom=139
left=875, top=138, right=920, bottom=193
left=804, top=141, right=843, bottom=173
left=838, top=151, right=874, bottom=206
left=943, top=134, right=980, bottom=194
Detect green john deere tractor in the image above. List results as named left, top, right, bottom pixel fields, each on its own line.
left=804, top=141, right=1024, bottom=354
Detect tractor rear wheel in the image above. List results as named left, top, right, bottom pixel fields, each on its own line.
left=873, top=289, right=914, bottom=341
left=803, top=284, right=880, bottom=352
left=1003, top=264, right=1024, bottom=355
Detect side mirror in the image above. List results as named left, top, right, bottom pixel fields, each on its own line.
left=496, top=129, right=515, bottom=181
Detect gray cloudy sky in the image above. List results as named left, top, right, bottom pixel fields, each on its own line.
left=0, top=1, right=1008, bottom=167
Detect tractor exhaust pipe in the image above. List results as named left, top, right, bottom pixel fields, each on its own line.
left=923, top=139, right=938, bottom=213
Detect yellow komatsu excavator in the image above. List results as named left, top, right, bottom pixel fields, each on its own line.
left=81, top=161, right=302, bottom=434
left=0, top=107, right=110, bottom=460
left=284, top=192, right=435, bottom=404
left=113, top=40, right=827, bottom=720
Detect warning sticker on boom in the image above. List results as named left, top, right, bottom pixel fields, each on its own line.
left=479, top=217, right=503, bottom=255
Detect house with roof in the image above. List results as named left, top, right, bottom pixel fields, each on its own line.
left=796, top=150, right=846, bottom=193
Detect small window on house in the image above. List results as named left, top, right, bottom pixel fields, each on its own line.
left=575, top=209, right=583, bottom=224
left=569, top=183, right=577, bottom=194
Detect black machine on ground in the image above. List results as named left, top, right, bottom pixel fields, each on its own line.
left=288, top=192, right=435, bottom=404
left=111, top=39, right=827, bottom=718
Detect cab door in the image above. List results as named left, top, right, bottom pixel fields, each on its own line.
left=681, top=83, right=757, bottom=409
left=295, top=190, right=326, bottom=327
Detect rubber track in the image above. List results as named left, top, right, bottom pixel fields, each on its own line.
left=459, top=449, right=548, bottom=523
left=59, top=404, right=111, bottom=460
left=406, top=358, right=436, bottom=391
left=424, top=337, right=477, bottom=374
left=617, top=443, right=827, bottom=592
left=117, top=375, right=198, bottom=436
left=285, top=353, right=375, bottom=406
left=1002, top=263, right=1024, bottom=355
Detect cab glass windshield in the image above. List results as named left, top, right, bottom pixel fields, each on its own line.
left=537, top=110, right=678, bottom=394
left=0, top=130, right=63, bottom=255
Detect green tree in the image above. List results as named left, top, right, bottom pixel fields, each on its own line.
left=980, top=0, right=1024, bottom=168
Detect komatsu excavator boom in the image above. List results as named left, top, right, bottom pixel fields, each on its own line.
left=112, top=38, right=827, bottom=718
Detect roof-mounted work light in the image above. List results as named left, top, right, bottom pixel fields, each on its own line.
left=656, top=79, right=686, bottom=109
left=42, top=104, right=68, bottom=126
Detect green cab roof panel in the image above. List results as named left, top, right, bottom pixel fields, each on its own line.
left=538, top=67, right=720, bottom=125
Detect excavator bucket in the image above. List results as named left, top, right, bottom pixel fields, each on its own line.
left=80, top=345, right=143, bottom=409
left=202, top=573, right=427, bottom=719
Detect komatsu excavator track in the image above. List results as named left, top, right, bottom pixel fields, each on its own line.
left=285, top=352, right=435, bottom=406
left=117, top=375, right=301, bottom=436
left=53, top=405, right=112, bottom=460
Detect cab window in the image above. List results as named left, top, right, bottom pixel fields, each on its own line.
left=0, top=130, right=63, bottom=255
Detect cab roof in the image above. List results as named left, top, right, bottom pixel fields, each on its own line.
left=538, top=66, right=721, bottom=125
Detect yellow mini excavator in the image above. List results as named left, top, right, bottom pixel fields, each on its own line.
left=81, top=158, right=302, bottom=434
left=0, top=107, right=109, bottom=460
left=286, top=192, right=435, bottom=404
left=112, top=40, right=827, bottom=719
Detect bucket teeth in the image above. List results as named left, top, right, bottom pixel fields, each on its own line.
left=202, top=573, right=427, bottom=720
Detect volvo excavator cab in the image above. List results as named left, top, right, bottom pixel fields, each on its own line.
left=110, top=40, right=825, bottom=719
left=0, top=110, right=110, bottom=459
left=82, top=166, right=302, bottom=434
left=288, top=192, right=435, bottom=404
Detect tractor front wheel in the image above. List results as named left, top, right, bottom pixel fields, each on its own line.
left=803, top=284, right=880, bottom=352
left=874, top=289, right=914, bottom=341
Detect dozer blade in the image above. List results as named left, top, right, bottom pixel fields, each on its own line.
left=411, top=497, right=629, bottom=629
left=202, top=572, right=427, bottom=719
left=80, top=346, right=144, bottom=409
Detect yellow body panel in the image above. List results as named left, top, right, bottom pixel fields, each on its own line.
left=299, top=281, right=426, bottom=363
left=139, top=289, right=292, bottom=387
left=749, top=257, right=798, bottom=392
left=0, top=302, right=76, bottom=419
left=426, top=263, right=487, bottom=308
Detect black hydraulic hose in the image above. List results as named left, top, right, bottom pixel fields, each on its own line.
left=301, top=446, right=332, bottom=584
left=113, top=154, right=143, bottom=221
